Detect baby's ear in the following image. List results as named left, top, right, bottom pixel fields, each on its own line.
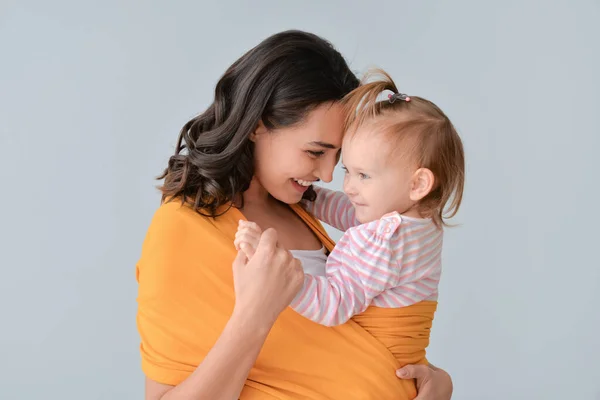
left=409, top=168, right=435, bottom=202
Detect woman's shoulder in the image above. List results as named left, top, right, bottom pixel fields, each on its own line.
left=136, top=200, right=239, bottom=293
left=152, top=198, right=207, bottom=223
left=148, top=199, right=238, bottom=236
left=138, top=200, right=239, bottom=271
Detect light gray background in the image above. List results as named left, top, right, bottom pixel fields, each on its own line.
left=1, top=1, right=599, bottom=399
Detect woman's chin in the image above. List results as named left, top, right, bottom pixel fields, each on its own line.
left=269, top=188, right=304, bottom=205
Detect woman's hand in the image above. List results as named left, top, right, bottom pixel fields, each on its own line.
left=396, top=364, right=453, bottom=400
left=232, top=227, right=304, bottom=328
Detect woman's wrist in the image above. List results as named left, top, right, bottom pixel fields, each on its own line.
left=231, top=305, right=276, bottom=339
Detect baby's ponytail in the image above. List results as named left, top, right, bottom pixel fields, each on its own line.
left=342, top=69, right=406, bottom=130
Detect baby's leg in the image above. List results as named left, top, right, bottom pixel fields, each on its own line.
left=234, top=221, right=262, bottom=259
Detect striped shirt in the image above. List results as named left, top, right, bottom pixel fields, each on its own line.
left=291, top=187, right=443, bottom=326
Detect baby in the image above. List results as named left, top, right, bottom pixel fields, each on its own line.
left=236, top=69, right=464, bottom=328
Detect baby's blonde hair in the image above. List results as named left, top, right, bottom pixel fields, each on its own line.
left=342, top=69, right=465, bottom=227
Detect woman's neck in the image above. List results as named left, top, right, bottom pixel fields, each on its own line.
left=239, top=177, right=277, bottom=209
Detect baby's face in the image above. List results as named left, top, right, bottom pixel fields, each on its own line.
left=341, top=126, right=416, bottom=224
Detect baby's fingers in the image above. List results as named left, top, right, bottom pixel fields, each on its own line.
left=239, top=242, right=256, bottom=259
left=239, top=232, right=260, bottom=247
left=238, top=220, right=262, bottom=233
left=233, top=236, right=243, bottom=251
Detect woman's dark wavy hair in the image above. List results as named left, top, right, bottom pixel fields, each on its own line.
left=158, top=30, right=359, bottom=217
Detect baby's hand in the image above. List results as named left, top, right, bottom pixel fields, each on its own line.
left=234, top=220, right=263, bottom=259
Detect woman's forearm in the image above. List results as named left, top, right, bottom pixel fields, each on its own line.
left=159, top=309, right=271, bottom=400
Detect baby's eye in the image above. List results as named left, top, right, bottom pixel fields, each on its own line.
left=341, top=166, right=348, bottom=173
left=359, top=173, right=370, bottom=180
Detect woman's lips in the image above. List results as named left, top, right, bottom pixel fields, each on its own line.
left=291, top=179, right=310, bottom=193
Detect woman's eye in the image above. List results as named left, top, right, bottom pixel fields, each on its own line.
left=306, top=150, right=325, bottom=158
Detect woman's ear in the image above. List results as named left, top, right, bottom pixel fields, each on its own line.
left=409, top=168, right=435, bottom=202
left=249, top=120, right=268, bottom=142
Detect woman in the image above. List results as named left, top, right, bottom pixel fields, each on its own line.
left=137, top=30, right=453, bottom=399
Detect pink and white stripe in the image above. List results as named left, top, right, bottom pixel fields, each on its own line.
left=292, top=187, right=443, bottom=326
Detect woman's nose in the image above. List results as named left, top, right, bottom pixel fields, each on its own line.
left=315, top=157, right=336, bottom=183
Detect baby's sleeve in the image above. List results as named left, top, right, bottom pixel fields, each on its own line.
left=290, top=216, right=402, bottom=326
left=302, top=186, right=361, bottom=232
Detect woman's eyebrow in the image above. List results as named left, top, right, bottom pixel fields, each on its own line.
left=307, top=141, right=338, bottom=149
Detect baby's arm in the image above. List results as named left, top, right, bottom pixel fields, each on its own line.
left=289, top=223, right=400, bottom=326
left=302, top=186, right=361, bottom=232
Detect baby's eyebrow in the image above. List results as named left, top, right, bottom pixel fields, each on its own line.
left=308, top=141, right=338, bottom=149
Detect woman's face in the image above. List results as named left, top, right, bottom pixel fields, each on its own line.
left=251, top=102, right=345, bottom=204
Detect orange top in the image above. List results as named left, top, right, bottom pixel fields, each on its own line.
left=136, top=200, right=436, bottom=399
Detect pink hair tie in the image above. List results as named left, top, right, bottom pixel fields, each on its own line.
left=388, top=92, right=411, bottom=103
